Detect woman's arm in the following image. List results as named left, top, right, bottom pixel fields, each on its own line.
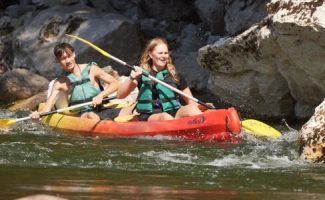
left=117, top=66, right=142, bottom=98
left=180, top=87, right=198, bottom=105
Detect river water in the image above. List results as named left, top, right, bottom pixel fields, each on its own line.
left=0, top=109, right=324, bottom=200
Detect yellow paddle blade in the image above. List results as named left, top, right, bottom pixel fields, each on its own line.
left=241, top=119, right=281, bottom=139
left=0, top=119, right=17, bottom=128
left=114, top=114, right=138, bottom=122
left=65, top=34, right=112, bottom=58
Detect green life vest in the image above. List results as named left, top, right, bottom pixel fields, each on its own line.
left=136, top=69, right=180, bottom=114
left=67, top=62, right=101, bottom=112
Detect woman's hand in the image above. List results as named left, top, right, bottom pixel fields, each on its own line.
left=129, top=66, right=142, bottom=80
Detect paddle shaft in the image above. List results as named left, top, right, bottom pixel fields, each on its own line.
left=65, top=34, right=214, bottom=109
left=15, top=96, right=117, bottom=123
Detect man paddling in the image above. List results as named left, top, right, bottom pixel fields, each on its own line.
left=31, top=42, right=119, bottom=121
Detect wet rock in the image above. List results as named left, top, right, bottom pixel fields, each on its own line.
left=299, top=99, right=325, bottom=162
left=0, top=68, right=49, bottom=102
left=8, top=90, right=47, bottom=111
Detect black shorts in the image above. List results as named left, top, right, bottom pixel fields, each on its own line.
left=138, top=108, right=178, bottom=121
left=96, top=108, right=122, bottom=120
left=76, top=107, right=122, bottom=120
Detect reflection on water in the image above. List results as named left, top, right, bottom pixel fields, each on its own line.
left=20, top=184, right=240, bottom=199
left=1, top=110, right=325, bottom=199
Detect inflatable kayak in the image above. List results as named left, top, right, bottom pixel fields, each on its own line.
left=41, top=107, right=241, bottom=142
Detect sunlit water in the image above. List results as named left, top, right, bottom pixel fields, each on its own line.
left=1, top=109, right=325, bottom=200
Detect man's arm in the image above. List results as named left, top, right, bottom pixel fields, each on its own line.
left=31, top=79, right=66, bottom=120
left=92, top=64, right=119, bottom=104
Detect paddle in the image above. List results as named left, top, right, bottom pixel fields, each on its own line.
left=65, top=34, right=281, bottom=139
left=241, top=119, right=281, bottom=139
left=0, top=96, right=117, bottom=128
left=65, top=34, right=214, bottom=109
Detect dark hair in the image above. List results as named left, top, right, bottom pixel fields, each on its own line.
left=53, top=43, right=74, bottom=59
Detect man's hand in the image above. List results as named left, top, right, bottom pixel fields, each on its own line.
left=92, top=94, right=104, bottom=107
left=30, top=111, right=41, bottom=121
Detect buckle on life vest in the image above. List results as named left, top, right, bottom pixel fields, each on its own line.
left=152, top=99, right=162, bottom=108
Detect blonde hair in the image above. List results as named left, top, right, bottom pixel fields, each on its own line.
left=139, top=37, right=179, bottom=82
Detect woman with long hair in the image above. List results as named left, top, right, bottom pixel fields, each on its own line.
left=117, top=37, right=203, bottom=121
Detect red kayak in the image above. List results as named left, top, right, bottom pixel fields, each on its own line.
left=41, top=107, right=241, bottom=142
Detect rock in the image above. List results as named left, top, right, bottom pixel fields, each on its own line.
left=0, top=36, right=13, bottom=72
left=0, top=68, right=49, bottom=102
left=31, top=0, right=81, bottom=7
left=172, top=24, right=209, bottom=91
left=4, top=4, right=35, bottom=19
left=11, top=4, right=141, bottom=79
left=224, top=0, right=269, bottom=35
left=8, top=90, right=47, bottom=111
left=198, top=0, right=325, bottom=119
left=299, top=99, right=325, bottom=162
left=0, top=63, right=8, bottom=74
left=0, top=16, right=11, bottom=29
left=174, top=52, right=209, bottom=91
left=139, top=0, right=197, bottom=21
left=195, top=0, right=269, bottom=36
left=195, top=0, right=225, bottom=35
left=198, top=25, right=294, bottom=118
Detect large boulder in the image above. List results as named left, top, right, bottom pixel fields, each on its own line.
left=8, top=90, right=47, bottom=111
left=197, top=0, right=325, bottom=119
left=12, top=4, right=142, bottom=79
left=0, top=68, right=48, bottom=102
left=299, top=99, right=325, bottom=162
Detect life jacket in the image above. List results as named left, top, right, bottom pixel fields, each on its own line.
left=136, top=69, right=180, bottom=114
left=67, top=62, right=101, bottom=112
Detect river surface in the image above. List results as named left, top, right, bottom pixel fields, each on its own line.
left=0, top=109, right=324, bottom=200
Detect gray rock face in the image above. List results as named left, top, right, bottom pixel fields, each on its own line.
left=140, top=0, right=196, bottom=21
left=198, top=0, right=325, bottom=119
left=224, top=0, right=269, bottom=35
left=195, top=0, right=225, bottom=35
left=0, top=68, right=48, bottom=102
left=12, top=4, right=141, bottom=79
left=195, top=0, right=268, bottom=36
left=299, top=99, right=325, bottom=162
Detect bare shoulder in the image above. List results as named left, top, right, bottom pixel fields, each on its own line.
left=90, top=64, right=106, bottom=76
left=54, top=76, right=69, bottom=90
left=90, top=62, right=101, bottom=71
